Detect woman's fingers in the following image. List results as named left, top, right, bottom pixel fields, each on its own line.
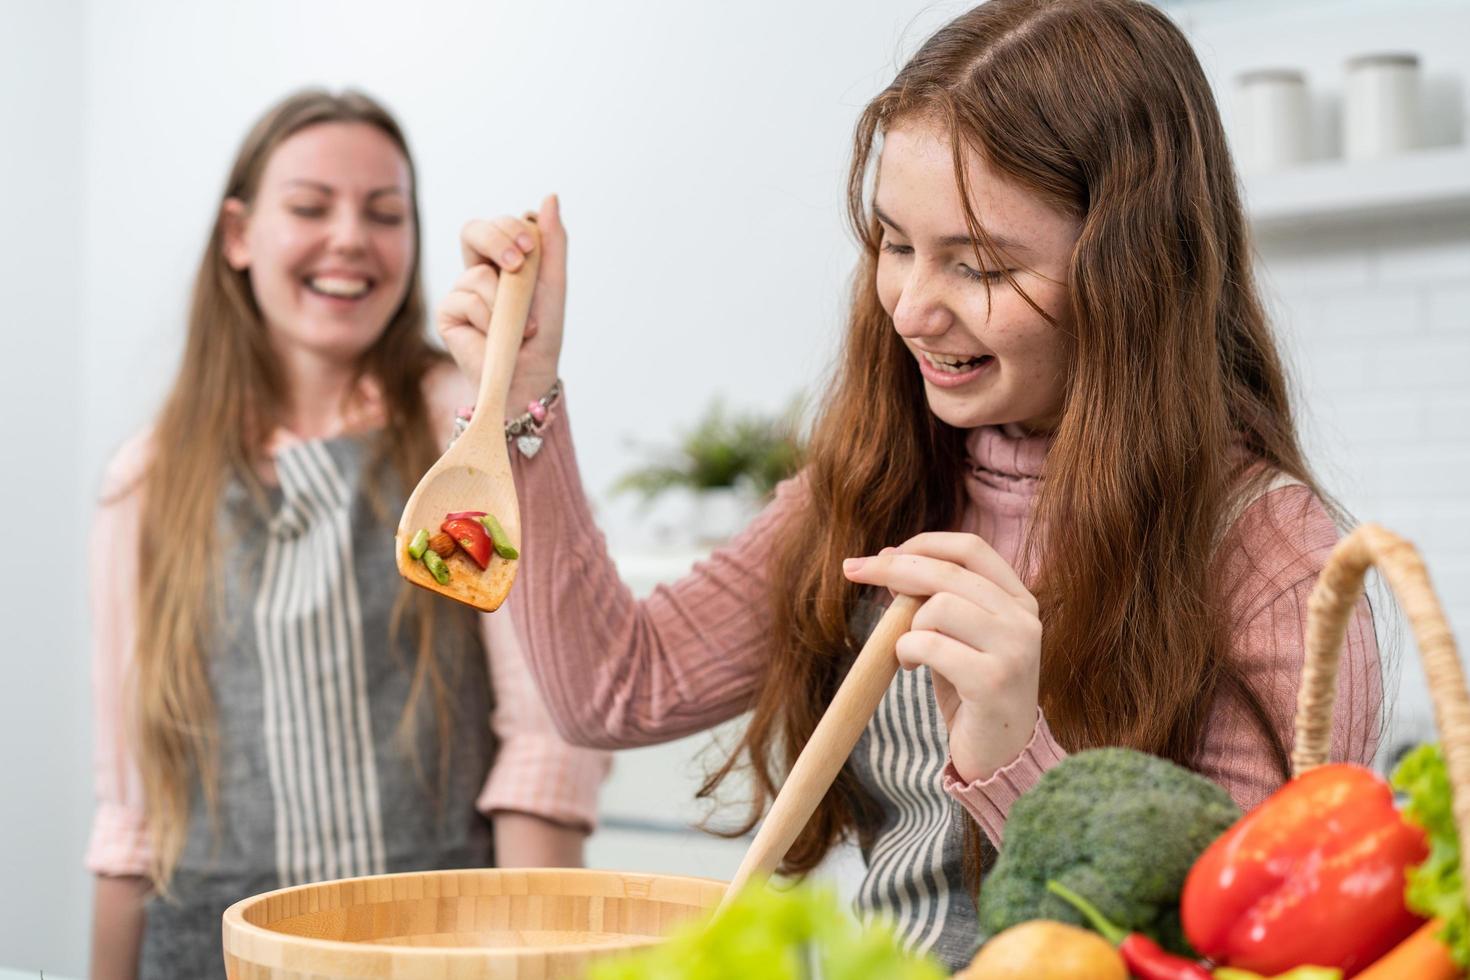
left=450, top=235, right=547, bottom=342
left=910, top=591, right=998, bottom=651
left=844, top=550, right=1011, bottom=614
left=436, top=289, right=492, bottom=377
left=437, top=265, right=497, bottom=351
left=846, top=535, right=1043, bottom=784
left=460, top=219, right=512, bottom=270
left=891, top=531, right=1031, bottom=603
left=444, top=198, right=566, bottom=397
left=460, top=215, right=538, bottom=272
left=450, top=264, right=499, bottom=324
left=893, top=629, right=999, bottom=705
left=439, top=288, right=491, bottom=333
left=458, top=201, right=563, bottom=344
left=536, top=193, right=566, bottom=293
left=916, top=590, right=1040, bottom=671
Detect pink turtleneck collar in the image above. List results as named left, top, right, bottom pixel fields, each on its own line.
left=963, top=424, right=1052, bottom=518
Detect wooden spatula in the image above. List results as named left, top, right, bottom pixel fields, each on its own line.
left=394, top=223, right=542, bottom=612
left=721, top=593, right=921, bottom=906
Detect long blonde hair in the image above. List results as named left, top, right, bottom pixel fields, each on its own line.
left=128, top=89, right=452, bottom=890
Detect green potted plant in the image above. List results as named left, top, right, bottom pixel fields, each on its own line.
left=614, top=397, right=805, bottom=544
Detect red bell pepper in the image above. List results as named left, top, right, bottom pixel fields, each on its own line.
left=1181, top=764, right=1429, bottom=977
left=442, top=517, right=493, bottom=569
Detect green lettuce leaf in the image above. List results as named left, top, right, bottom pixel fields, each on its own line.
left=588, top=884, right=946, bottom=980
left=1390, top=743, right=1470, bottom=967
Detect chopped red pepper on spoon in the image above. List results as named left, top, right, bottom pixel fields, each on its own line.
left=441, top=516, right=493, bottom=570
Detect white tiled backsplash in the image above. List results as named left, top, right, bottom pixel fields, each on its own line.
left=1258, top=213, right=1470, bottom=765
left=1180, top=0, right=1469, bottom=776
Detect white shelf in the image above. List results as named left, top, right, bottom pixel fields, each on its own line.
left=612, top=548, right=713, bottom=593
left=1244, top=146, right=1470, bottom=234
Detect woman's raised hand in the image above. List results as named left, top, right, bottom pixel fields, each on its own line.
left=843, top=532, right=1042, bottom=783
left=436, top=193, right=568, bottom=415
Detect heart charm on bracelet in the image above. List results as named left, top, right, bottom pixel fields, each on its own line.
left=516, top=434, right=544, bottom=458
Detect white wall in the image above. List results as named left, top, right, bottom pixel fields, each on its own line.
left=0, top=1, right=90, bottom=975
left=3, top=0, right=1467, bottom=974
left=77, top=0, right=978, bottom=552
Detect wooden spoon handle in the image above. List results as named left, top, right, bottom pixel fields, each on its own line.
left=469, top=222, right=543, bottom=435
left=722, top=593, right=921, bottom=906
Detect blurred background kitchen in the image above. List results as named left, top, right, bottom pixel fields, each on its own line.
left=3, top=0, right=1467, bottom=974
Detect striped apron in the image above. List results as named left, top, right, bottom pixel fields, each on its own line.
left=137, top=434, right=495, bottom=978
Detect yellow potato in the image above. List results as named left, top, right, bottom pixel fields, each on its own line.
left=955, top=920, right=1127, bottom=980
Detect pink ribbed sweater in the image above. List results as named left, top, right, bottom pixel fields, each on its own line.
left=508, top=394, right=1381, bottom=845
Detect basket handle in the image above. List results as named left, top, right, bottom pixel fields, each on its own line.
left=1291, top=524, right=1470, bottom=878
left=1291, top=524, right=1466, bottom=770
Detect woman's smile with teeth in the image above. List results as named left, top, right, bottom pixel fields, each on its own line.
left=306, top=275, right=372, bottom=299
left=921, top=349, right=991, bottom=373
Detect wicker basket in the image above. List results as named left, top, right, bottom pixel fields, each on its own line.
left=221, top=867, right=726, bottom=979
left=1290, top=524, right=1470, bottom=912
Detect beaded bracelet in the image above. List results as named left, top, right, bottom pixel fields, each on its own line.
left=450, top=379, right=563, bottom=458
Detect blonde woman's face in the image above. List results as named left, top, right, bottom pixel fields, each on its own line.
left=874, top=121, right=1080, bottom=433
left=224, top=122, right=415, bottom=366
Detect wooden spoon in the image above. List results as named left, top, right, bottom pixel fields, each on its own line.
left=721, top=593, right=922, bottom=906
left=394, top=223, right=542, bottom=612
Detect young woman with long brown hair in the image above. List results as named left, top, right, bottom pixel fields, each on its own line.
left=439, top=0, right=1381, bottom=968
left=85, top=89, right=609, bottom=979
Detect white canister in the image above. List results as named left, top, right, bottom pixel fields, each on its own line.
left=1235, top=68, right=1311, bottom=173
left=1344, top=52, right=1421, bottom=160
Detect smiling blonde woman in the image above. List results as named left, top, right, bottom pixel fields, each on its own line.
left=85, top=89, right=608, bottom=980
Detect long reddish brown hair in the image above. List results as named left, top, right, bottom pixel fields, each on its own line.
left=704, top=0, right=1329, bottom=876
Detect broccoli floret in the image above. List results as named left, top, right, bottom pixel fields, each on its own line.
left=976, top=747, right=1240, bottom=955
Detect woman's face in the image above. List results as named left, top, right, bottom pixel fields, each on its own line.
left=874, top=120, right=1081, bottom=433
left=224, top=122, right=415, bottom=367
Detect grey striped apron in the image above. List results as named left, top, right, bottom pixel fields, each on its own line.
left=847, top=601, right=995, bottom=971
left=138, top=434, right=495, bottom=979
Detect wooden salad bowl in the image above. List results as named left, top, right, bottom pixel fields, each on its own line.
left=221, top=581, right=931, bottom=976
left=222, top=867, right=727, bottom=979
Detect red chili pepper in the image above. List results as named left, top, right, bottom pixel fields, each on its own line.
left=441, top=517, right=492, bottom=569
left=1120, top=934, right=1213, bottom=980
left=1047, top=881, right=1212, bottom=980
left=1180, top=764, right=1428, bottom=977
left=444, top=510, right=487, bottom=521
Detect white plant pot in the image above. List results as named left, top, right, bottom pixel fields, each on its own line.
left=692, top=485, right=762, bottom=546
